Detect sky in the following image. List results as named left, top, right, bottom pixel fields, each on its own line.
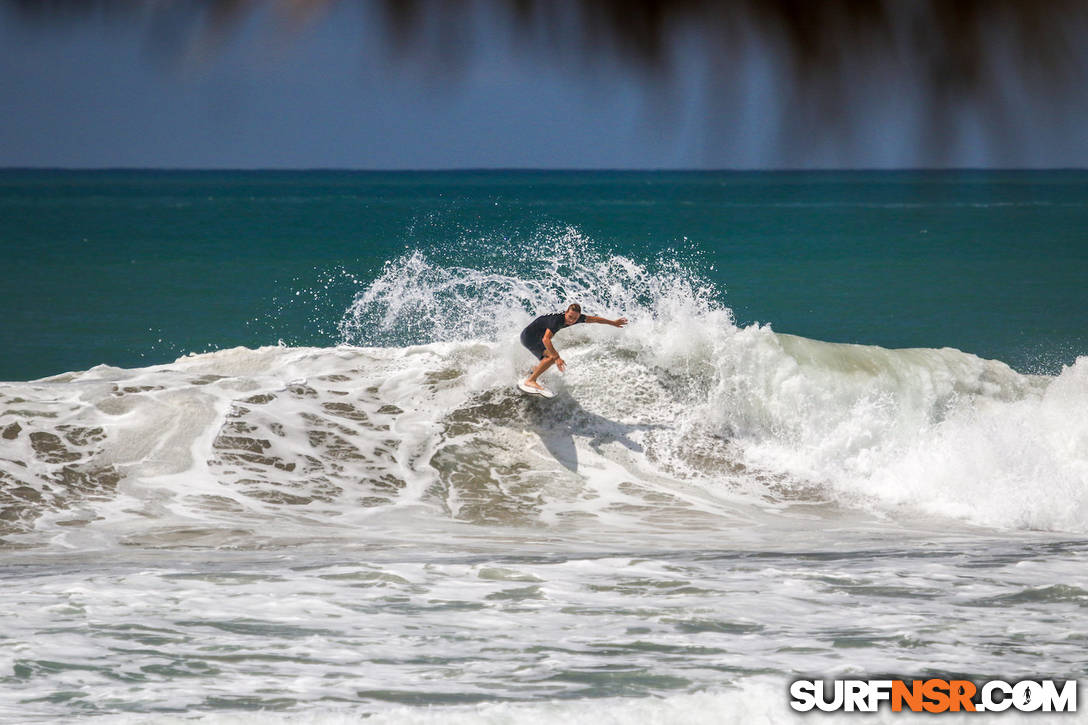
left=2, top=1, right=1087, bottom=169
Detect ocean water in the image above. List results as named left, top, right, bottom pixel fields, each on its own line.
left=0, top=170, right=1087, bottom=723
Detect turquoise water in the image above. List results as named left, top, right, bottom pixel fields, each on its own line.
left=1, top=171, right=1087, bottom=723
left=2, top=170, right=1085, bottom=380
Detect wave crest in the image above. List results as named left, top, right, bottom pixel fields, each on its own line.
left=337, top=225, right=727, bottom=348
left=2, top=229, right=1086, bottom=544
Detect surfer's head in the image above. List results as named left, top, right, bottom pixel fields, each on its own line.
left=564, top=303, right=582, bottom=325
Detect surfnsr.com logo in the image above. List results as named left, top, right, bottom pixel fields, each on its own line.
left=790, top=679, right=1077, bottom=713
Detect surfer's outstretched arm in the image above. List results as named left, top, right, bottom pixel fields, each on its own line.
left=585, top=315, right=628, bottom=328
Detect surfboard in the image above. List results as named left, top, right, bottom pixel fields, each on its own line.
left=517, top=380, right=555, bottom=398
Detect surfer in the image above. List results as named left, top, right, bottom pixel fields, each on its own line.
left=519, top=303, right=627, bottom=394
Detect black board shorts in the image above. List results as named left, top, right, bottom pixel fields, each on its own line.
left=520, top=329, right=548, bottom=360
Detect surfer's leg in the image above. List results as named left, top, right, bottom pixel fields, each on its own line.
left=521, top=337, right=554, bottom=389
left=525, top=354, right=557, bottom=388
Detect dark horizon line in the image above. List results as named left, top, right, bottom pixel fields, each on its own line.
left=3, top=166, right=1087, bottom=173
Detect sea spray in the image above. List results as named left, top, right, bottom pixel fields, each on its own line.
left=337, top=225, right=723, bottom=349
left=5, top=171, right=1088, bottom=723
left=331, top=231, right=1088, bottom=533
left=2, top=232, right=1086, bottom=551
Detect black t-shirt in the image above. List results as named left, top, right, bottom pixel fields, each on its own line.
left=520, top=312, right=587, bottom=342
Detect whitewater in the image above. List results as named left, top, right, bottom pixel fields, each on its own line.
left=2, top=236, right=1087, bottom=723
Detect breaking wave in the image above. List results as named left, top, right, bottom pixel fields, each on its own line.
left=2, top=228, right=1086, bottom=547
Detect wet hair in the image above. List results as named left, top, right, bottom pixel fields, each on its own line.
left=566, top=303, right=582, bottom=313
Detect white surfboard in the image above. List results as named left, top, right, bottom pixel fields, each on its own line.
left=517, top=380, right=555, bottom=398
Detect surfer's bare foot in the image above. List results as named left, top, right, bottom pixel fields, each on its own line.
left=522, top=378, right=543, bottom=390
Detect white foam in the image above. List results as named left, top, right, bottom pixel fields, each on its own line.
left=692, top=328, right=1086, bottom=531
left=86, top=681, right=1088, bottom=725
left=3, top=231, right=1086, bottom=545
left=330, top=232, right=1088, bottom=533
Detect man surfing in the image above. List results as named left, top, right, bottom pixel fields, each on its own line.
left=518, top=303, right=627, bottom=396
